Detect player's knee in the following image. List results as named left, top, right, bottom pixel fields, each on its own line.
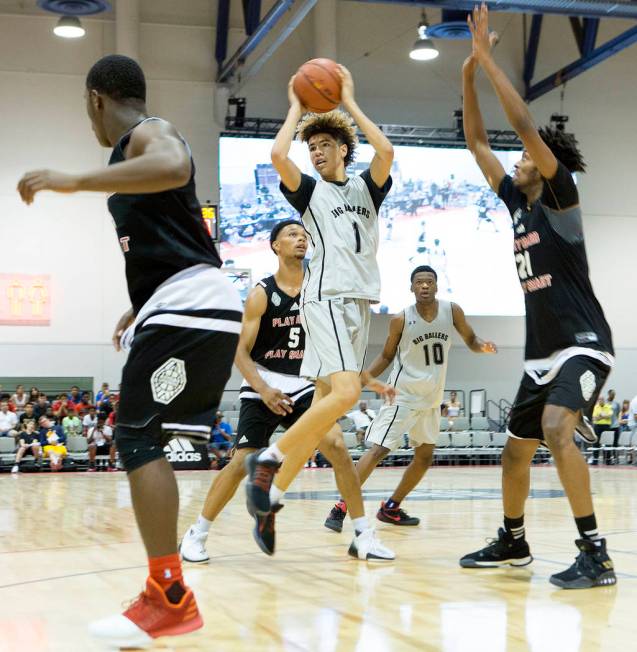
left=502, top=440, right=529, bottom=470
left=370, top=444, right=389, bottom=462
left=542, top=414, right=574, bottom=453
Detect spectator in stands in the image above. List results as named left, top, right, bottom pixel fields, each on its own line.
left=619, top=400, right=631, bottom=432
left=209, top=413, right=233, bottom=459
left=11, top=421, right=42, bottom=473
left=444, top=391, right=462, bottom=418
left=106, top=397, right=118, bottom=428
left=67, top=385, right=82, bottom=405
left=0, top=400, right=18, bottom=438
left=87, top=416, right=116, bottom=471
left=38, top=416, right=67, bottom=471
left=82, top=406, right=98, bottom=435
left=95, top=383, right=110, bottom=407
left=28, top=387, right=40, bottom=403
left=52, top=394, right=75, bottom=420
left=607, top=389, right=621, bottom=448
left=629, top=394, right=637, bottom=436
left=347, top=401, right=376, bottom=449
left=592, top=396, right=613, bottom=465
left=215, top=410, right=233, bottom=438
left=62, top=407, right=83, bottom=438
left=33, top=393, right=50, bottom=421
left=19, top=402, right=38, bottom=430
left=74, top=391, right=93, bottom=415
left=11, top=385, right=28, bottom=414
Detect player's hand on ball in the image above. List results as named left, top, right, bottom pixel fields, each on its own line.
left=261, top=387, right=294, bottom=416
left=337, top=65, right=355, bottom=107
left=17, top=170, right=80, bottom=205
left=481, top=341, right=497, bottom=354
left=287, top=75, right=304, bottom=111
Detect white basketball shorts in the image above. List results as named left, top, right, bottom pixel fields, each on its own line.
left=366, top=403, right=440, bottom=451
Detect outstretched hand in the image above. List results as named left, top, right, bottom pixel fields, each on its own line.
left=17, top=170, right=80, bottom=205
left=480, top=341, right=498, bottom=354
left=467, top=3, right=499, bottom=63
left=287, top=75, right=304, bottom=112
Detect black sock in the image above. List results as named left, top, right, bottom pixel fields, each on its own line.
left=165, top=581, right=186, bottom=604
left=503, top=515, right=525, bottom=540
left=385, top=498, right=400, bottom=510
left=575, top=513, right=602, bottom=545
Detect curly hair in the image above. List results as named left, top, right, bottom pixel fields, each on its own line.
left=538, top=126, right=586, bottom=173
left=297, top=110, right=358, bottom=167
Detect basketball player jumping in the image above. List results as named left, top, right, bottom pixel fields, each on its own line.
left=180, top=220, right=380, bottom=558
left=460, top=5, right=616, bottom=588
left=325, top=265, right=496, bottom=532
left=18, top=55, right=242, bottom=646
left=244, top=67, right=396, bottom=561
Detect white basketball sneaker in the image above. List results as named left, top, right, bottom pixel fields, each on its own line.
left=348, top=528, right=395, bottom=561
left=179, top=526, right=209, bottom=563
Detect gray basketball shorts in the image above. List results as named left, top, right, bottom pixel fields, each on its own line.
left=300, top=298, right=370, bottom=381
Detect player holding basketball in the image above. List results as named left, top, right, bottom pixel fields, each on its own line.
left=460, top=5, right=616, bottom=588
left=180, top=220, right=379, bottom=558
left=325, top=265, right=496, bottom=532
left=244, top=66, right=396, bottom=561
left=18, top=55, right=242, bottom=645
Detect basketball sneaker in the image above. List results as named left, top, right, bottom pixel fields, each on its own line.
left=88, top=577, right=203, bottom=649
left=377, top=501, right=420, bottom=526
left=348, top=528, right=395, bottom=562
left=252, top=504, right=283, bottom=555
left=179, top=526, right=209, bottom=564
left=549, top=538, right=617, bottom=589
left=459, top=528, right=533, bottom=568
left=575, top=415, right=597, bottom=444
left=245, top=450, right=280, bottom=516
left=325, top=500, right=347, bottom=532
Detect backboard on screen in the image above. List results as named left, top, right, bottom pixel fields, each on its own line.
left=219, top=137, right=524, bottom=316
left=221, top=267, right=252, bottom=305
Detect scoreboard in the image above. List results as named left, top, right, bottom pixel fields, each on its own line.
left=201, top=203, right=219, bottom=241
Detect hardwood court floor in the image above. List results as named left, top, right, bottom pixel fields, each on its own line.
left=1, top=464, right=636, bottom=651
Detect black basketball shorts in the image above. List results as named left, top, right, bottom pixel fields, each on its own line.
left=235, top=390, right=314, bottom=450
left=508, top=355, right=611, bottom=442
left=115, top=325, right=238, bottom=471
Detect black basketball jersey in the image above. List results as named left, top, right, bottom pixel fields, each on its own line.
left=498, top=162, right=613, bottom=361
left=107, top=117, right=222, bottom=313
left=251, top=275, right=304, bottom=375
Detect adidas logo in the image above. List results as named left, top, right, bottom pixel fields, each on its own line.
left=163, top=438, right=202, bottom=463
left=238, top=435, right=248, bottom=444
left=291, top=302, right=300, bottom=311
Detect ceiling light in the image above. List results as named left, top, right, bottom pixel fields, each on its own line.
left=409, top=12, right=439, bottom=61
left=53, top=15, right=85, bottom=38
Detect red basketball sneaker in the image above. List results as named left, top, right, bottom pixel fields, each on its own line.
left=88, top=577, right=203, bottom=648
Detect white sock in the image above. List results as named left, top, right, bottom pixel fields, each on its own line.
left=352, top=516, right=370, bottom=534
left=269, top=484, right=285, bottom=505
left=258, top=443, right=284, bottom=463
left=195, top=515, right=211, bottom=533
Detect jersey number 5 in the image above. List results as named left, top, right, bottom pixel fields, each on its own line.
left=423, top=343, right=444, bottom=366
left=288, top=327, right=301, bottom=349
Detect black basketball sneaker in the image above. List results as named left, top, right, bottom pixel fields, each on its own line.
left=252, top=504, right=284, bottom=556
left=324, top=500, right=347, bottom=533
left=574, top=415, right=597, bottom=444
left=376, top=501, right=420, bottom=526
left=460, top=528, right=533, bottom=568
left=549, top=538, right=616, bottom=589
left=245, top=449, right=280, bottom=516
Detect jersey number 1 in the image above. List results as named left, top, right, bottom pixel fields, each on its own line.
left=423, top=343, right=444, bottom=366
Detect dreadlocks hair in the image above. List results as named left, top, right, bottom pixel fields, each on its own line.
left=538, top=126, right=586, bottom=174
left=297, top=110, right=358, bottom=168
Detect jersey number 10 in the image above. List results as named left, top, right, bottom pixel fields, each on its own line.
left=423, top=343, right=444, bottom=366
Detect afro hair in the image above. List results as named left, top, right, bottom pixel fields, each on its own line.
left=297, top=110, right=358, bottom=168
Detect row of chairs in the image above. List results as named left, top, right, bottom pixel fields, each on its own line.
left=0, top=436, right=109, bottom=470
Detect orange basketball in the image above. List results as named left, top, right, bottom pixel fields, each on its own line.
left=293, top=58, right=342, bottom=113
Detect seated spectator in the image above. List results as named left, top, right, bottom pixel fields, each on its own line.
left=33, top=393, right=50, bottom=421
left=209, top=413, right=233, bottom=458
left=444, top=391, right=462, bottom=418
left=0, top=400, right=19, bottom=438
left=62, top=407, right=83, bottom=438
left=67, top=385, right=82, bottom=405
left=74, top=391, right=94, bottom=415
left=19, top=402, right=38, bottom=430
left=347, top=401, right=376, bottom=450
left=82, top=406, right=98, bottom=435
left=95, top=383, right=110, bottom=407
left=11, top=385, right=28, bottom=414
left=87, top=416, right=116, bottom=471
left=11, top=422, right=42, bottom=473
left=28, top=387, right=40, bottom=403
left=38, top=416, right=67, bottom=471
left=52, top=394, right=75, bottom=420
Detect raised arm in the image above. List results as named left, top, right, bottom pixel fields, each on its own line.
left=469, top=3, right=557, bottom=179
left=463, top=55, right=505, bottom=192
left=18, top=119, right=192, bottom=204
left=363, top=312, right=404, bottom=380
left=270, top=76, right=304, bottom=193
left=452, top=303, right=497, bottom=354
left=234, top=285, right=294, bottom=416
left=338, top=66, right=393, bottom=188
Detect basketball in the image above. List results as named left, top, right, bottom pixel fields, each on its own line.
left=293, top=58, right=342, bottom=113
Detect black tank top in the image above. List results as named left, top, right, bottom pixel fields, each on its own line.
left=251, top=275, right=304, bottom=375
left=107, top=117, right=222, bottom=313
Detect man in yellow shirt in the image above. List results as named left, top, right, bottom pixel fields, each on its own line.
left=592, top=397, right=613, bottom=465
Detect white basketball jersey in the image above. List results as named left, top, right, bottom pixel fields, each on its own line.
left=388, top=301, right=454, bottom=409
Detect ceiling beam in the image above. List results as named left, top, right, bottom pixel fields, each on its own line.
left=523, top=15, right=542, bottom=89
